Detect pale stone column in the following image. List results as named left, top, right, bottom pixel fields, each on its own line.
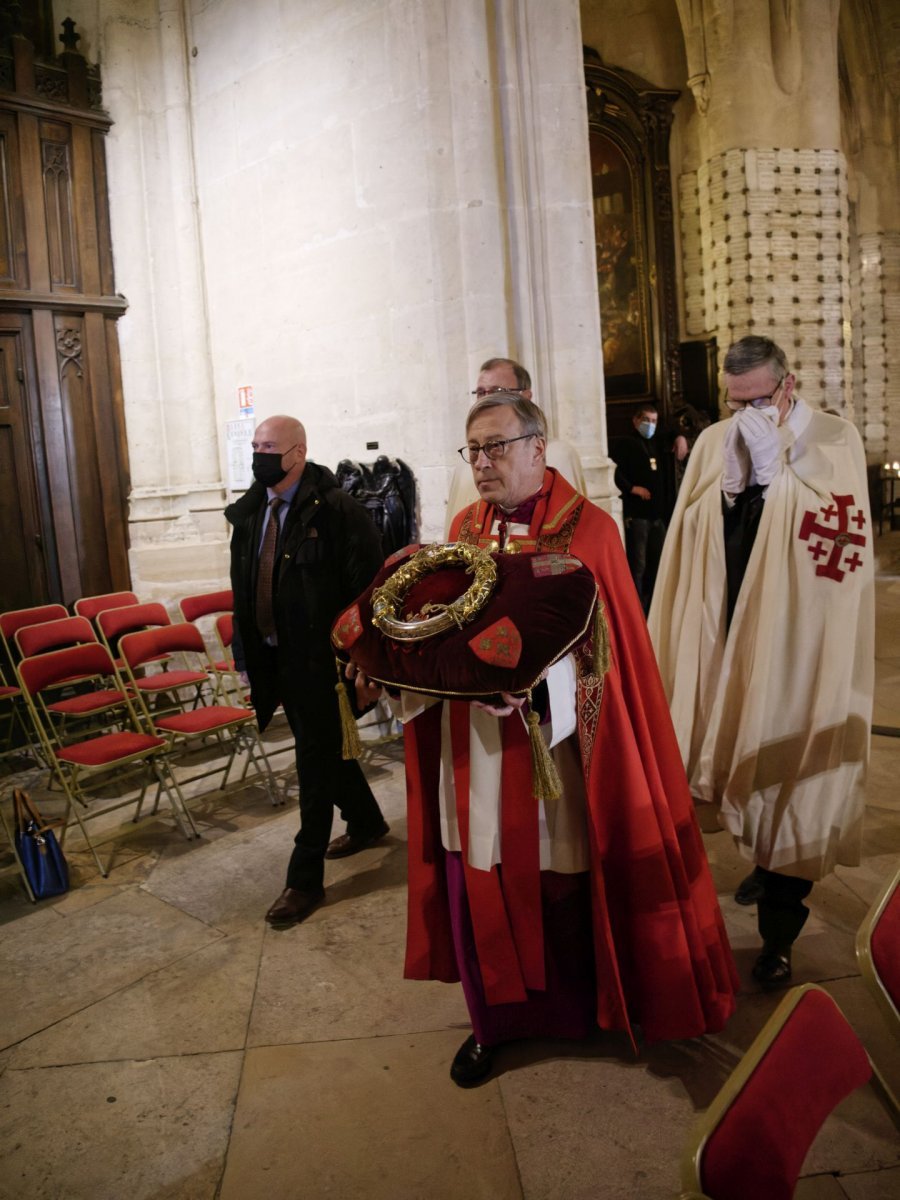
left=102, top=0, right=225, bottom=597
left=491, top=0, right=613, bottom=507
left=677, top=0, right=853, bottom=415
left=437, top=0, right=613, bottom=512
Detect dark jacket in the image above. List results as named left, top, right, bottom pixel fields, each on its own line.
left=610, top=430, right=666, bottom=520
left=225, top=461, right=383, bottom=730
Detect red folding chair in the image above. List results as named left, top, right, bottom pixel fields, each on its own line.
left=119, top=623, right=280, bottom=812
left=96, top=601, right=172, bottom=670
left=72, top=591, right=139, bottom=624
left=15, top=615, right=98, bottom=659
left=857, top=865, right=900, bottom=1045
left=178, top=590, right=236, bottom=700
left=0, top=604, right=69, bottom=663
left=679, top=984, right=898, bottom=1200
left=15, top=642, right=196, bottom=876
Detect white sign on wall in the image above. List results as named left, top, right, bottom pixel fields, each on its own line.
left=226, top=419, right=254, bottom=492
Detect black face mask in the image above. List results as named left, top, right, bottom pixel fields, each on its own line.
left=252, top=451, right=289, bottom=487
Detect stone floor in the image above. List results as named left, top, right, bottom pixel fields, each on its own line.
left=0, top=535, right=898, bottom=1200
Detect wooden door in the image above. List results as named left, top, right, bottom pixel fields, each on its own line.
left=0, top=316, right=53, bottom=611
left=0, top=26, right=131, bottom=609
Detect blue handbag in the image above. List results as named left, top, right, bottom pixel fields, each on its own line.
left=13, top=788, right=69, bottom=900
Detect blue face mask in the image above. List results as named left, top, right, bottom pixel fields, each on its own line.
left=637, top=420, right=656, bottom=439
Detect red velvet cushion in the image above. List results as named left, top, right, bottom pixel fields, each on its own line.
left=332, top=545, right=597, bottom=698
left=701, top=989, right=871, bottom=1200
left=47, top=688, right=125, bottom=715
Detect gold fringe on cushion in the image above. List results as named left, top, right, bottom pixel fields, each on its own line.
left=526, top=690, right=562, bottom=802
left=334, top=658, right=363, bottom=760
left=592, top=596, right=611, bottom=678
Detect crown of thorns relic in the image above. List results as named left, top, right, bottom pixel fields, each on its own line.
left=331, top=542, right=602, bottom=700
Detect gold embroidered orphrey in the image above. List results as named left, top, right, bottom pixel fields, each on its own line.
left=371, top=542, right=498, bottom=642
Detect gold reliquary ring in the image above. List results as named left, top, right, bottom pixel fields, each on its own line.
left=371, top=542, right=498, bottom=642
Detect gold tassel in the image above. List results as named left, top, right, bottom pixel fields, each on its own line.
left=592, top=597, right=611, bottom=678
left=334, top=658, right=363, bottom=760
left=526, top=691, right=562, bottom=802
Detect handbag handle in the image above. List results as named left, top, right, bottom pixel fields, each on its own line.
left=12, top=788, right=63, bottom=837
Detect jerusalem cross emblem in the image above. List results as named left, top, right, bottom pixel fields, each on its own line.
left=798, top=493, right=867, bottom=582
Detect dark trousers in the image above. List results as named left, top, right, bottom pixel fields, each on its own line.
left=270, top=651, right=385, bottom=892
left=624, top=517, right=666, bottom=613
left=751, top=865, right=814, bottom=951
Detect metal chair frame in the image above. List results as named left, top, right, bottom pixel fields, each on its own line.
left=15, top=642, right=196, bottom=876
left=119, top=623, right=281, bottom=814
left=856, top=865, right=900, bottom=1044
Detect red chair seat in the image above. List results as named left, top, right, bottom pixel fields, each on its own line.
left=0, top=685, right=20, bottom=698
left=131, top=669, right=208, bottom=692
left=155, top=707, right=252, bottom=736
left=56, top=731, right=165, bottom=767
left=47, top=688, right=126, bottom=715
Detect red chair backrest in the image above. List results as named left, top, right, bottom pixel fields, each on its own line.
left=15, top=616, right=97, bottom=658
left=120, top=622, right=206, bottom=671
left=97, top=602, right=171, bottom=642
left=0, top=604, right=69, bottom=645
left=215, top=612, right=234, bottom=650
left=700, top=989, right=871, bottom=1200
left=871, top=874, right=900, bottom=1017
left=73, top=591, right=139, bottom=621
left=180, top=589, right=233, bottom=622
left=18, top=642, right=118, bottom=696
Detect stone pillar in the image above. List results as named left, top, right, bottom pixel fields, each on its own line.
left=102, top=0, right=226, bottom=598
left=433, top=0, right=612, bottom=512
left=677, top=0, right=852, bottom=414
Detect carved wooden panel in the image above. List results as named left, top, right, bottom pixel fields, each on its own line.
left=41, top=120, right=78, bottom=290
left=584, top=53, right=682, bottom=442
left=0, top=111, right=27, bottom=287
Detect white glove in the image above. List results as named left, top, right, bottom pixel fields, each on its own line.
left=721, top=416, right=750, bottom=496
left=737, top=406, right=795, bottom=488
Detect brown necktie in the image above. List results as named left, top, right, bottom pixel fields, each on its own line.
left=256, top=496, right=283, bottom=638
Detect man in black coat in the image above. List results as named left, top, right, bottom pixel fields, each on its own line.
left=610, top=403, right=667, bottom=613
left=226, top=415, right=389, bottom=925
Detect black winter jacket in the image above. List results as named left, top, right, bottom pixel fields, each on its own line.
left=225, top=462, right=383, bottom=730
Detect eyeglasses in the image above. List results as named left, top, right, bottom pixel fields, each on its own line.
left=457, top=433, right=536, bottom=464
left=469, top=386, right=526, bottom=398
left=724, top=379, right=784, bottom=412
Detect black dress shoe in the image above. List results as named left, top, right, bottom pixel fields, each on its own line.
left=752, top=945, right=792, bottom=989
left=450, top=1034, right=494, bottom=1087
left=735, top=869, right=766, bottom=906
left=265, top=887, right=325, bottom=925
left=325, top=820, right=390, bottom=859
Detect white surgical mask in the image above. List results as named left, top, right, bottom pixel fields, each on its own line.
left=637, top=420, right=656, bottom=439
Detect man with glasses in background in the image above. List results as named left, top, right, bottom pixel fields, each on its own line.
left=445, top=356, right=585, bottom=528
left=650, top=335, right=874, bottom=987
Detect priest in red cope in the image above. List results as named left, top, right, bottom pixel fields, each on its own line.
left=350, top=393, right=738, bottom=1086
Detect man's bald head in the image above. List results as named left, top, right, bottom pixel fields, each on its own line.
left=251, top=415, right=308, bottom=493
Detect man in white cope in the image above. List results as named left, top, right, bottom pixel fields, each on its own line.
left=649, top=335, right=874, bottom=988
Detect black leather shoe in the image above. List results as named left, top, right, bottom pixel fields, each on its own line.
left=450, top=1034, right=494, bottom=1087
left=752, top=945, right=792, bottom=989
left=325, top=820, right=390, bottom=859
left=265, top=887, right=325, bottom=925
left=735, top=870, right=765, bottom=906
